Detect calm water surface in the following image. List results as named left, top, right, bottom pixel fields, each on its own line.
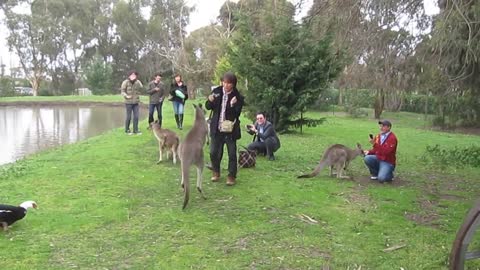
left=0, top=105, right=142, bottom=166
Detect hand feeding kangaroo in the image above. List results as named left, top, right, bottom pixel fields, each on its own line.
left=150, top=121, right=180, bottom=164
left=178, top=104, right=208, bottom=209
left=297, top=143, right=364, bottom=179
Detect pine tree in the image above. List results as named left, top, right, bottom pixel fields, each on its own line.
left=227, top=15, right=344, bottom=132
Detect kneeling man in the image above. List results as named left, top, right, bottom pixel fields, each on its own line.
left=364, top=120, right=398, bottom=183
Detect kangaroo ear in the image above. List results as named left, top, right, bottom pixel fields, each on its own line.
left=198, top=103, right=203, bottom=108
left=192, top=104, right=197, bottom=109
left=357, top=143, right=362, bottom=148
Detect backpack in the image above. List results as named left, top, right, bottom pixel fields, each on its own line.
left=238, top=147, right=256, bottom=168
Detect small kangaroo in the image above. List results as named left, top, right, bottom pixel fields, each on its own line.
left=297, top=143, right=364, bottom=179
left=150, top=121, right=180, bottom=164
left=178, top=104, right=208, bottom=209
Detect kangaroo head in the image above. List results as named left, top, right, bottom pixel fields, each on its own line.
left=356, top=143, right=365, bottom=157
left=192, top=103, right=206, bottom=122
left=149, top=120, right=160, bottom=130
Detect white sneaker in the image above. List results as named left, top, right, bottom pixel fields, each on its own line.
left=370, top=176, right=378, bottom=180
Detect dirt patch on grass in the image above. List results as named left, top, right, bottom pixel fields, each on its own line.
left=352, top=175, right=407, bottom=187
left=345, top=184, right=371, bottom=206
left=405, top=197, right=441, bottom=228
left=430, top=126, right=480, bottom=136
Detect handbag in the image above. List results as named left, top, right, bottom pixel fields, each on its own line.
left=220, top=119, right=236, bottom=133
left=175, top=89, right=185, bottom=99
left=238, top=147, right=256, bottom=168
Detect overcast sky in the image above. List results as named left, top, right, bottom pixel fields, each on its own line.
left=0, top=0, right=438, bottom=75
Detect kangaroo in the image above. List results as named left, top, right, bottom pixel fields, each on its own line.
left=178, top=104, right=208, bottom=209
left=198, top=103, right=211, bottom=145
left=297, top=143, right=364, bottom=179
left=150, top=121, right=180, bottom=164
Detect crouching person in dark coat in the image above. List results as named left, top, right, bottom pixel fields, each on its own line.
left=247, top=112, right=281, bottom=161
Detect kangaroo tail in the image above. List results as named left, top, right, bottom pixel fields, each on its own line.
left=182, top=162, right=190, bottom=210
left=297, top=159, right=327, bottom=178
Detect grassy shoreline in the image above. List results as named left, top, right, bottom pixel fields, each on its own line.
left=1, top=96, right=479, bottom=269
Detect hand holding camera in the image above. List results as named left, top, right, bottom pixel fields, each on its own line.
left=208, top=93, right=220, bottom=102
left=246, top=124, right=256, bottom=133
left=368, top=133, right=374, bottom=144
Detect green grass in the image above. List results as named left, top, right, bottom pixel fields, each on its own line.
left=1, top=97, right=480, bottom=269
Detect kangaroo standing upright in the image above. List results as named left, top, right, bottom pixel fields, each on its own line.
left=298, top=143, right=364, bottom=179
left=150, top=121, right=180, bottom=164
left=178, top=104, right=208, bottom=209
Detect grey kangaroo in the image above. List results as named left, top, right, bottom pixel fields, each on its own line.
left=178, top=104, right=208, bottom=209
left=297, top=143, right=364, bottom=179
left=198, top=103, right=211, bottom=145
left=150, top=121, right=180, bottom=164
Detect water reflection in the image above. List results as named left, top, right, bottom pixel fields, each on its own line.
left=0, top=105, right=136, bottom=166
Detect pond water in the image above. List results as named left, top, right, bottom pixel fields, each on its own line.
left=0, top=105, right=144, bottom=166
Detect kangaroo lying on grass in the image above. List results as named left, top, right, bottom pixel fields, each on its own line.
left=298, top=143, right=364, bottom=179
left=150, top=120, right=180, bottom=164
left=178, top=104, right=208, bottom=209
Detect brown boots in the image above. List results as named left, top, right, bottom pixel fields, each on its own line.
left=226, top=176, right=236, bottom=186
left=211, top=172, right=236, bottom=186
left=211, top=171, right=220, bottom=182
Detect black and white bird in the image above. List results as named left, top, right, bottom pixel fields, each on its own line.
left=0, top=201, right=38, bottom=231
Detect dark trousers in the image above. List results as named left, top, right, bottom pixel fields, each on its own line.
left=125, top=103, right=139, bottom=133
left=148, top=102, right=163, bottom=126
left=248, top=137, right=279, bottom=157
left=210, top=132, right=237, bottom=178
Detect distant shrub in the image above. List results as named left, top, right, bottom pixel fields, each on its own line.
left=402, top=93, right=437, bottom=114
left=38, top=89, right=54, bottom=96
left=342, top=89, right=373, bottom=117
left=343, top=89, right=375, bottom=108
left=313, top=88, right=339, bottom=111
left=420, top=144, right=480, bottom=169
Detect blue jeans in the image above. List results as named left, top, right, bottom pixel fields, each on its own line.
left=148, top=102, right=163, bottom=126
left=172, top=101, right=184, bottom=114
left=364, top=155, right=395, bottom=182
left=125, top=103, right=139, bottom=133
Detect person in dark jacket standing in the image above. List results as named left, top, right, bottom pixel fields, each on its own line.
left=246, top=112, right=281, bottom=160
left=121, top=70, right=144, bottom=135
left=364, top=120, right=398, bottom=183
left=147, top=73, right=166, bottom=126
left=206, top=72, right=244, bottom=186
left=169, top=74, right=188, bottom=130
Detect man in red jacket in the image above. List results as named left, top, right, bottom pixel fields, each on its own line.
left=364, top=120, right=398, bottom=183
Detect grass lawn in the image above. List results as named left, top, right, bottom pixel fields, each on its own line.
left=1, top=96, right=480, bottom=269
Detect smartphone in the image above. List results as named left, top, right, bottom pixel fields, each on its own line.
left=369, top=134, right=373, bottom=139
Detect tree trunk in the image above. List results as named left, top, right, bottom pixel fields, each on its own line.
left=29, top=77, right=41, bottom=97
left=374, top=88, right=385, bottom=119
left=338, top=88, right=344, bottom=106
